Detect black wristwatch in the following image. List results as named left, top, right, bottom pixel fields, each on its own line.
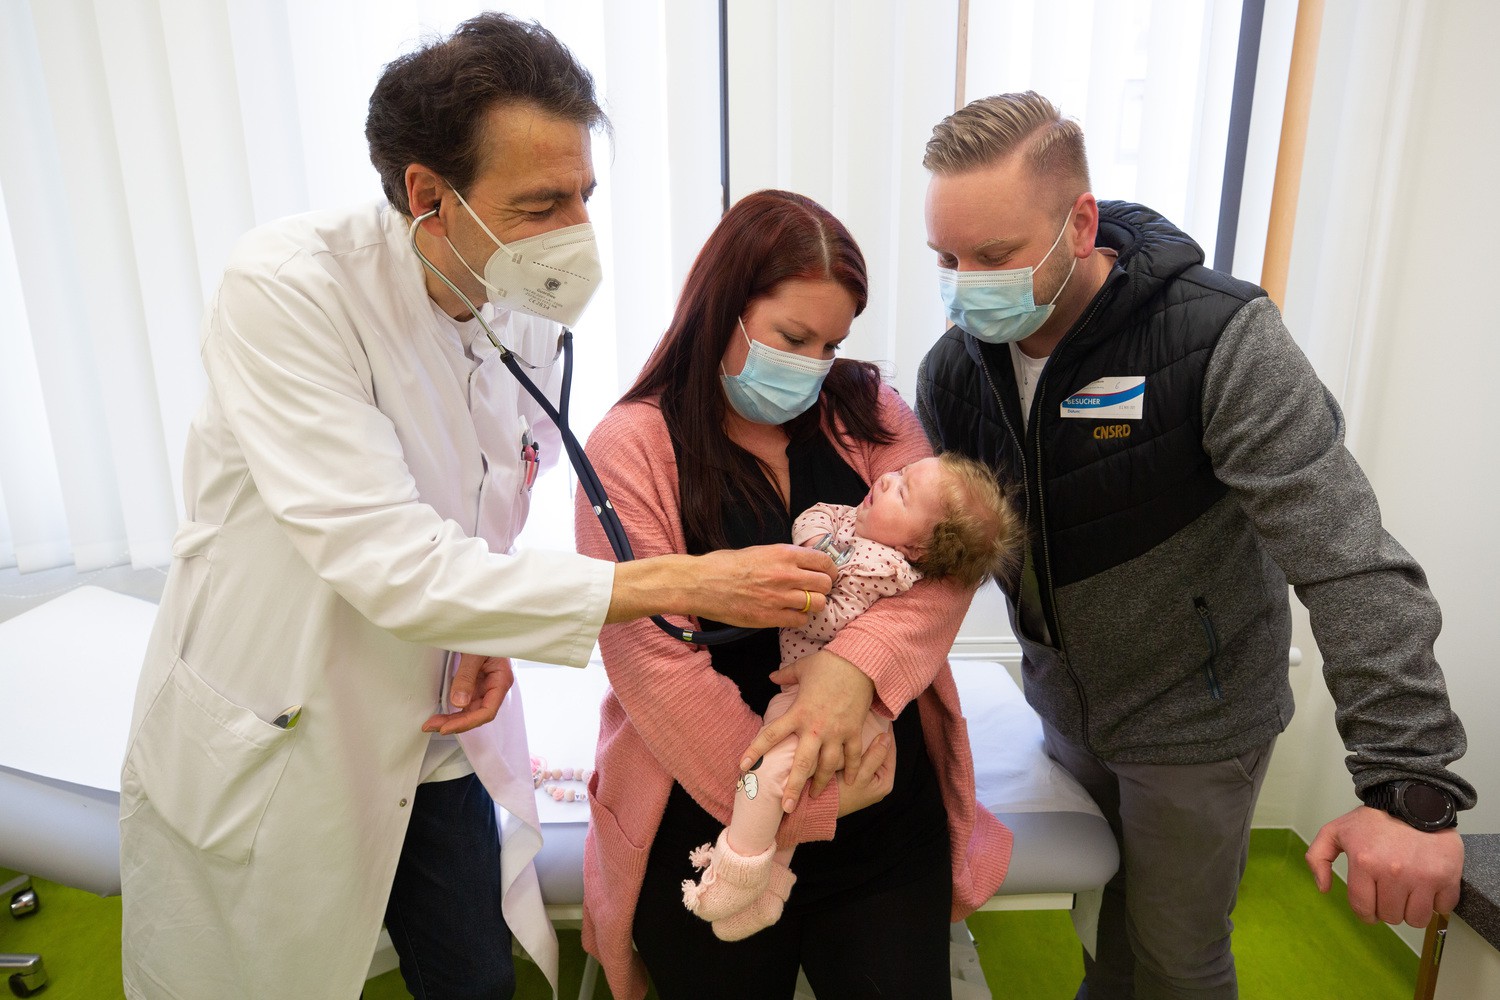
left=1362, top=780, right=1458, bottom=832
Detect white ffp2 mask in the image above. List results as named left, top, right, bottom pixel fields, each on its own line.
left=446, top=185, right=603, bottom=328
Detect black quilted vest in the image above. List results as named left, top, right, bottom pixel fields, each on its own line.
left=918, top=202, right=1267, bottom=634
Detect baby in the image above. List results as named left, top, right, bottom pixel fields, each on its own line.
left=682, top=451, right=1019, bottom=940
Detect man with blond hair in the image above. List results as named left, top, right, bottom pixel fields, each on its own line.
left=916, top=91, right=1473, bottom=999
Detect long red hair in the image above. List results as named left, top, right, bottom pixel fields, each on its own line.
left=624, top=189, right=891, bottom=552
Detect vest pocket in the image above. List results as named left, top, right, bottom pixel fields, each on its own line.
left=123, top=656, right=297, bottom=865
left=1193, top=598, right=1223, bottom=700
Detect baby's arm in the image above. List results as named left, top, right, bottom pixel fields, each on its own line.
left=791, top=504, right=844, bottom=547
left=830, top=542, right=918, bottom=602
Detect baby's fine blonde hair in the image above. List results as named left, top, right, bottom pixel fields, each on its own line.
left=912, top=453, right=1021, bottom=588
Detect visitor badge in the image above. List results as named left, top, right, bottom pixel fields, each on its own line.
left=1060, top=376, right=1145, bottom=419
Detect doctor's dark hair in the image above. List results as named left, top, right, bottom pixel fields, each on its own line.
left=365, top=13, right=608, bottom=215
left=625, top=189, right=892, bottom=553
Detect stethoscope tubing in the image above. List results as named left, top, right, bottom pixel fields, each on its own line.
left=410, top=210, right=754, bottom=645
left=500, top=338, right=753, bottom=645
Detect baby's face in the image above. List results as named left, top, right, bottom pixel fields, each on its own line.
left=853, top=456, right=950, bottom=559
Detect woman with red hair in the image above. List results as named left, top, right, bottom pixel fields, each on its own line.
left=575, top=190, right=1011, bottom=999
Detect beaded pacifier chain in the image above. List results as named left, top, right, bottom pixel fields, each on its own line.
left=531, top=755, right=593, bottom=803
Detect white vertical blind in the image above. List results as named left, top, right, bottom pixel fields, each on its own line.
left=160, top=0, right=258, bottom=304
left=1, top=0, right=1305, bottom=578
left=95, top=0, right=209, bottom=563
left=39, top=0, right=180, bottom=571
left=1, top=2, right=132, bottom=572
left=963, top=0, right=1264, bottom=274
left=598, top=0, right=672, bottom=396
left=1279, top=0, right=1430, bottom=450
left=0, top=0, right=721, bottom=573
left=0, top=185, right=68, bottom=572
left=225, top=0, right=310, bottom=224
left=727, top=0, right=961, bottom=400
left=513, top=0, right=726, bottom=554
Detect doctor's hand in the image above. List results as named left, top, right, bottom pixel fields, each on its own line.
left=740, top=650, right=876, bottom=813
left=1305, top=806, right=1463, bottom=927
left=607, top=544, right=835, bottom=628
left=422, top=654, right=514, bottom=736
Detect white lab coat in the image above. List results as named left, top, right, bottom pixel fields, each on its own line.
left=119, top=202, right=613, bottom=1000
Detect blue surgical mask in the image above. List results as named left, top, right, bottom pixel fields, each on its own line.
left=720, top=318, right=834, bottom=425
left=938, top=215, right=1077, bottom=345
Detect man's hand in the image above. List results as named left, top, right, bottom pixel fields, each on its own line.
left=422, top=654, right=514, bottom=736
left=1305, top=805, right=1463, bottom=927
left=607, top=544, right=835, bottom=627
left=836, top=732, right=895, bottom=818
left=738, top=651, right=876, bottom=812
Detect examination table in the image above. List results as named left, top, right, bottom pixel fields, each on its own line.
left=0, top=586, right=1117, bottom=999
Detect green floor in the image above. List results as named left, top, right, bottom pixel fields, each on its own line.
left=3, top=829, right=1415, bottom=999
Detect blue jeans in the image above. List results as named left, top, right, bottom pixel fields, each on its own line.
left=383, top=772, right=513, bottom=1000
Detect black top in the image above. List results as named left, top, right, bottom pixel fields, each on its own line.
left=652, top=430, right=948, bottom=907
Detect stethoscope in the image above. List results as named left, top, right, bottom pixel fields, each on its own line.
left=410, top=209, right=755, bottom=645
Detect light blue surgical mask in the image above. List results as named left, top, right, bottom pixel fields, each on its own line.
left=938, top=215, right=1077, bottom=345
left=720, top=318, right=834, bottom=425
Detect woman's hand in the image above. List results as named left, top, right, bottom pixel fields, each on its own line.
left=738, top=650, right=876, bottom=812
left=835, top=732, right=895, bottom=818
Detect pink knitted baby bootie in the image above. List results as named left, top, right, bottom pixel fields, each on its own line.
left=711, top=860, right=797, bottom=942
left=680, top=830, right=776, bottom=922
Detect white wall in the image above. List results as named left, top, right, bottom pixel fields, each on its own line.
left=1252, top=0, right=1500, bottom=952
left=1358, top=0, right=1500, bottom=839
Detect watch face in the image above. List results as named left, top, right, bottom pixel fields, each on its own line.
left=1401, top=783, right=1454, bottom=826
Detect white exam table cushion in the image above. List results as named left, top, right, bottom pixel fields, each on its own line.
left=0, top=586, right=151, bottom=792
left=519, top=658, right=1119, bottom=907
left=0, top=587, right=158, bottom=895
left=0, top=586, right=1117, bottom=916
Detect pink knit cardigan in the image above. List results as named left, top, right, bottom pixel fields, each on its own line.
left=574, top=385, right=1013, bottom=1000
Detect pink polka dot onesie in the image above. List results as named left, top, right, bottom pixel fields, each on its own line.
left=779, top=502, right=923, bottom=667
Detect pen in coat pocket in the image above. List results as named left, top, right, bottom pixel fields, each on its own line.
left=519, top=415, right=540, bottom=491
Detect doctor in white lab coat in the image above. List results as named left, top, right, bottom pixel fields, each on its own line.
left=119, top=14, right=834, bottom=1000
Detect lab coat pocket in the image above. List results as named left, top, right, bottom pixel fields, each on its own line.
left=126, top=656, right=296, bottom=865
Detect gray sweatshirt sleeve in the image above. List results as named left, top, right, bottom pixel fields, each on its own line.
left=1201, top=296, right=1475, bottom=808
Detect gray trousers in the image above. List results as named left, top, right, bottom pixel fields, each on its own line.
left=1042, top=722, right=1276, bottom=1000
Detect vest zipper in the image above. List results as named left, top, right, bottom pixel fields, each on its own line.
left=1194, top=598, right=1224, bottom=700
left=977, top=360, right=1029, bottom=527
left=1026, top=291, right=1110, bottom=751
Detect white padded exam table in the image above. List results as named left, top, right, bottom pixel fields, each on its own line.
left=518, top=658, right=1118, bottom=998
left=0, top=586, right=1117, bottom=999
